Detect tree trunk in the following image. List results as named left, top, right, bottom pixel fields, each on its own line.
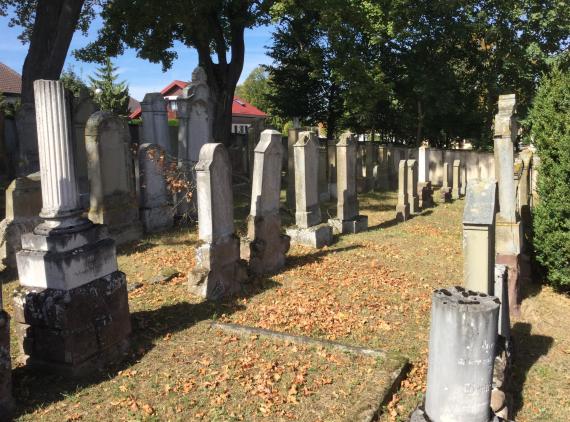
left=17, top=0, right=85, bottom=175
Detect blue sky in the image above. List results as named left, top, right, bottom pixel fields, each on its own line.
left=0, top=13, right=274, bottom=100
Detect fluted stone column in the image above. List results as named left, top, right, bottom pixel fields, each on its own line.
left=34, top=80, right=87, bottom=233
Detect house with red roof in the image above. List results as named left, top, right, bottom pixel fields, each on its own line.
left=0, top=62, right=22, bottom=105
left=129, top=80, right=267, bottom=134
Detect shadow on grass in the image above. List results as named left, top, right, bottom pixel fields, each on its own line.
left=285, top=245, right=361, bottom=270
left=510, top=322, right=554, bottom=418
left=11, top=277, right=281, bottom=418
left=368, top=218, right=400, bottom=231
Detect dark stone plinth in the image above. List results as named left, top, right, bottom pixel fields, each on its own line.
left=0, top=311, right=13, bottom=419
left=418, top=182, right=434, bottom=208
left=12, top=271, right=131, bottom=377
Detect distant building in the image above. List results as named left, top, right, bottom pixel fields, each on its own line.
left=0, top=62, right=22, bottom=105
left=129, top=80, right=267, bottom=134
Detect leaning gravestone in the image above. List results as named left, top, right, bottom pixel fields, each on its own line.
left=395, top=160, right=410, bottom=221
left=412, top=287, right=500, bottom=422
left=85, top=111, right=143, bottom=245
left=286, top=131, right=333, bottom=248
left=0, top=288, right=13, bottom=417
left=242, top=130, right=290, bottom=274
left=14, top=80, right=131, bottom=376
left=0, top=172, right=42, bottom=269
left=328, top=132, right=368, bottom=234
left=139, top=143, right=174, bottom=233
left=188, top=144, right=247, bottom=299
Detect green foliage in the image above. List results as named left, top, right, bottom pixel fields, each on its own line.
left=60, top=66, right=89, bottom=98
left=0, top=92, right=19, bottom=118
left=89, top=58, right=130, bottom=116
left=527, top=65, right=570, bottom=289
left=168, top=119, right=179, bottom=127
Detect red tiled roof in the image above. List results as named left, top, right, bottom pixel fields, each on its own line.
left=0, top=62, right=22, bottom=95
left=161, top=80, right=188, bottom=96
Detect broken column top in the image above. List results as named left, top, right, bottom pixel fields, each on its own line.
left=463, top=179, right=497, bottom=226
left=497, top=94, right=516, bottom=115
left=494, top=93, right=518, bottom=141
left=433, top=286, right=500, bottom=312
left=295, top=130, right=318, bottom=147
left=338, top=131, right=355, bottom=146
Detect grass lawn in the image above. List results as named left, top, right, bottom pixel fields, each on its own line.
left=1, top=189, right=568, bottom=421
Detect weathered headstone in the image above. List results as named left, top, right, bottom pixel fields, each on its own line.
left=188, top=143, right=247, bottom=299
left=86, top=111, right=143, bottom=245
left=286, top=128, right=301, bottom=210
left=248, top=118, right=265, bottom=178
left=407, top=159, right=420, bottom=214
left=356, top=143, right=366, bottom=193
left=14, top=80, right=131, bottom=376
left=396, top=160, right=410, bottom=221
left=412, top=287, right=500, bottom=422
left=328, top=132, right=368, bottom=234
left=139, top=143, right=174, bottom=233
left=0, top=289, right=13, bottom=417
left=242, top=130, right=290, bottom=274
left=0, top=172, right=42, bottom=269
left=15, top=103, right=39, bottom=175
left=318, top=140, right=330, bottom=201
left=417, top=146, right=434, bottom=208
left=493, top=94, right=523, bottom=316
left=452, top=159, right=462, bottom=199
left=374, top=146, right=390, bottom=191
left=364, top=141, right=376, bottom=191
left=141, top=92, right=171, bottom=153
left=463, top=180, right=497, bottom=294
left=440, top=162, right=452, bottom=202
left=286, top=131, right=333, bottom=248
left=327, top=139, right=337, bottom=198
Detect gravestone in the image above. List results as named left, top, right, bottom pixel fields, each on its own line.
left=412, top=287, right=500, bottom=422
left=15, top=103, right=39, bottom=175
left=452, top=159, right=462, bottom=199
left=72, top=89, right=99, bottom=209
left=0, top=172, right=42, bottom=269
left=188, top=143, right=247, bottom=299
left=318, top=140, right=330, bottom=201
left=356, top=143, right=366, bottom=193
left=86, top=112, right=143, bottom=245
left=407, top=159, right=420, bottom=214
left=14, top=80, right=131, bottom=376
left=364, top=141, right=376, bottom=191
left=396, top=160, right=410, bottom=221
left=242, top=130, right=290, bottom=274
left=0, top=288, right=13, bottom=417
left=327, top=139, right=337, bottom=198
left=286, top=131, right=333, bottom=248
left=286, top=128, right=301, bottom=210
left=141, top=93, right=171, bottom=153
left=518, top=149, right=533, bottom=251
left=463, top=180, right=497, bottom=294
left=417, top=146, right=434, bottom=208
left=328, top=132, right=368, bottom=234
left=493, top=94, right=523, bottom=316
left=494, top=265, right=510, bottom=341
left=440, top=162, right=452, bottom=202
left=139, top=143, right=174, bottom=233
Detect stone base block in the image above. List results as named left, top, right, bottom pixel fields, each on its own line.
left=286, top=223, right=333, bottom=249
left=440, top=187, right=452, bottom=202
left=495, top=220, right=522, bottom=256
left=418, top=182, right=434, bottom=208
left=0, top=216, right=43, bottom=269
left=496, top=253, right=522, bottom=317
left=0, top=311, right=13, bottom=418
left=141, top=205, right=174, bottom=234
left=16, top=226, right=119, bottom=290
left=396, top=203, right=410, bottom=222
left=242, top=215, right=290, bottom=275
left=328, top=215, right=368, bottom=235
left=189, top=236, right=248, bottom=300
left=12, top=271, right=131, bottom=377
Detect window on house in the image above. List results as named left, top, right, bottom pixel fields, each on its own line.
left=170, top=100, right=178, bottom=111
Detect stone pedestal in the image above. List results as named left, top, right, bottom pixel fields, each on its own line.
left=463, top=180, right=497, bottom=295
left=0, top=172, right=43, bottom=269
left=407, top=159, right=420, bottom=213
left=138, top=143, right=174, bottom=233
left=396, top=160, right=410, bottom=221
left=14, top=80, right=131, bottom=376
left=452, top=159, right=462, bottom=199
left=242, top=130, right=290, bottom=275
left=418, top=286, right=499, bottom=422
left=0, top=308, right=13, bottom=417
left=188, top=144, right=247, bottom=299
left=287, top=131, right=333, bottom=248
left=13, top=272, right=130, bottom=376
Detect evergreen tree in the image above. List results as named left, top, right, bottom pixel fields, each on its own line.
left=60, top=66, right=89, bottom=98
left=89, top=58, right=130, bottom=116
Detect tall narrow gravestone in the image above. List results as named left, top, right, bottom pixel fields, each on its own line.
left=14, top=80, right=131, bottom=376
left=286, top=128, right=300, bottom=210
left=242, top=130, right=290, bottom=274
left=396, top=160, right=410, bottom=221
left=286, top=131, right=333, bottom=248
left=452, top=159, right=462, bottom=199
left=141, top=93, right=171, bottom=153
left=440, top=162, right=452, bottom=202
left=138, top=143, right=174, bottom=233
left=85, top=112, right=143, bottom=245
left=463, top=180, right=497, bottom=294
left=0, top=289, right=13, bottom=417
left=412, top=287, right=500, bottom=422
left=188, top=144, right=247, bottom=299
left=493, top=94, right=523, bottom=316
left=418, top=146, right=434, bottom=208
left=407, top=159, right=420, bottom=214
left=328, top=132, right=368, bottom=234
